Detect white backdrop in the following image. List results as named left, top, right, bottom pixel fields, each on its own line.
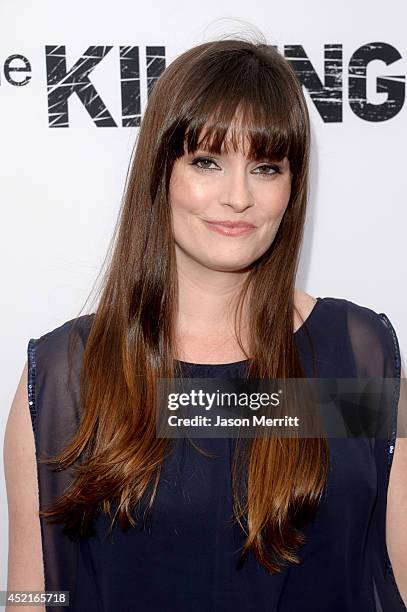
left=1, top=0, right=406, bottom=587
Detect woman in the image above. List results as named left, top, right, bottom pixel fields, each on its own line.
left=4, top=38, right=407, bottom=611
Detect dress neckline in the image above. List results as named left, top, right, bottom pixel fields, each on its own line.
left=176, top=297, right=324, bottom=368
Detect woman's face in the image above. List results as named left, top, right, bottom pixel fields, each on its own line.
left=169, top=135, right=292, bottom=273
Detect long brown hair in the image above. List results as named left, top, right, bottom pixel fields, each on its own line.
left=40, top=38, right=329, bottom=574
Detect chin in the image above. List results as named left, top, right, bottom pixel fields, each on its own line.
left=203, top=258, right=255, bottom=272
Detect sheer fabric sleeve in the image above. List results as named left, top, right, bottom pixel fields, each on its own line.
left=27, top=315, right=93, bottom=611
left=345, top=300, right=406, bottom=611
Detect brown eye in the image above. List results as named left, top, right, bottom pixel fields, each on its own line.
left=253, top=164, right=281, bottom=176
left=190, top=157, right=219, bottom=171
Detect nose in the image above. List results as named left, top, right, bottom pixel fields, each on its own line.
left=220, top=166, right=254, bottom=212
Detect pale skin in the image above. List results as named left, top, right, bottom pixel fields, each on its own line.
left=4, top=135, right=407, bottom=608
left=170, top=134, right=294, bottom=363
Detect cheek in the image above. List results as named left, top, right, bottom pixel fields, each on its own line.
left=257, top=178, right=292, bottom=221
left=169, top=171, right=213, bottom=214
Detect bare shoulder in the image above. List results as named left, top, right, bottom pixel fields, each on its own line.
left=293, top=289, right=318, bottom=330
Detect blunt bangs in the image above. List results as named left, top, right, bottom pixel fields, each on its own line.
left=166, top=46, right=305, bottom=167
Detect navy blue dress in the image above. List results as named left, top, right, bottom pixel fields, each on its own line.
left=27, top=297, right=406, bottom=611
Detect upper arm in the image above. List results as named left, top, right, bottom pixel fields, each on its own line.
left=386, top=365, right=407, bottom=606
left=3, top=360, right=45, bottom=611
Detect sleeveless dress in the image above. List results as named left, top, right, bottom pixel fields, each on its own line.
left=27, top=296, right=406, bottom=612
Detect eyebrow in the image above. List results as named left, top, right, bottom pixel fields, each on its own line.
left=190, top=149, right=286, bottom=164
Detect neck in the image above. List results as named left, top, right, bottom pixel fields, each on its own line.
left=175, top=252, right=251, bottom=337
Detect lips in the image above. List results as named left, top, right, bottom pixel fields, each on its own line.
left=204, top=220, right=256, bottom=229
left=203, top=219, right=256, bottom=237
